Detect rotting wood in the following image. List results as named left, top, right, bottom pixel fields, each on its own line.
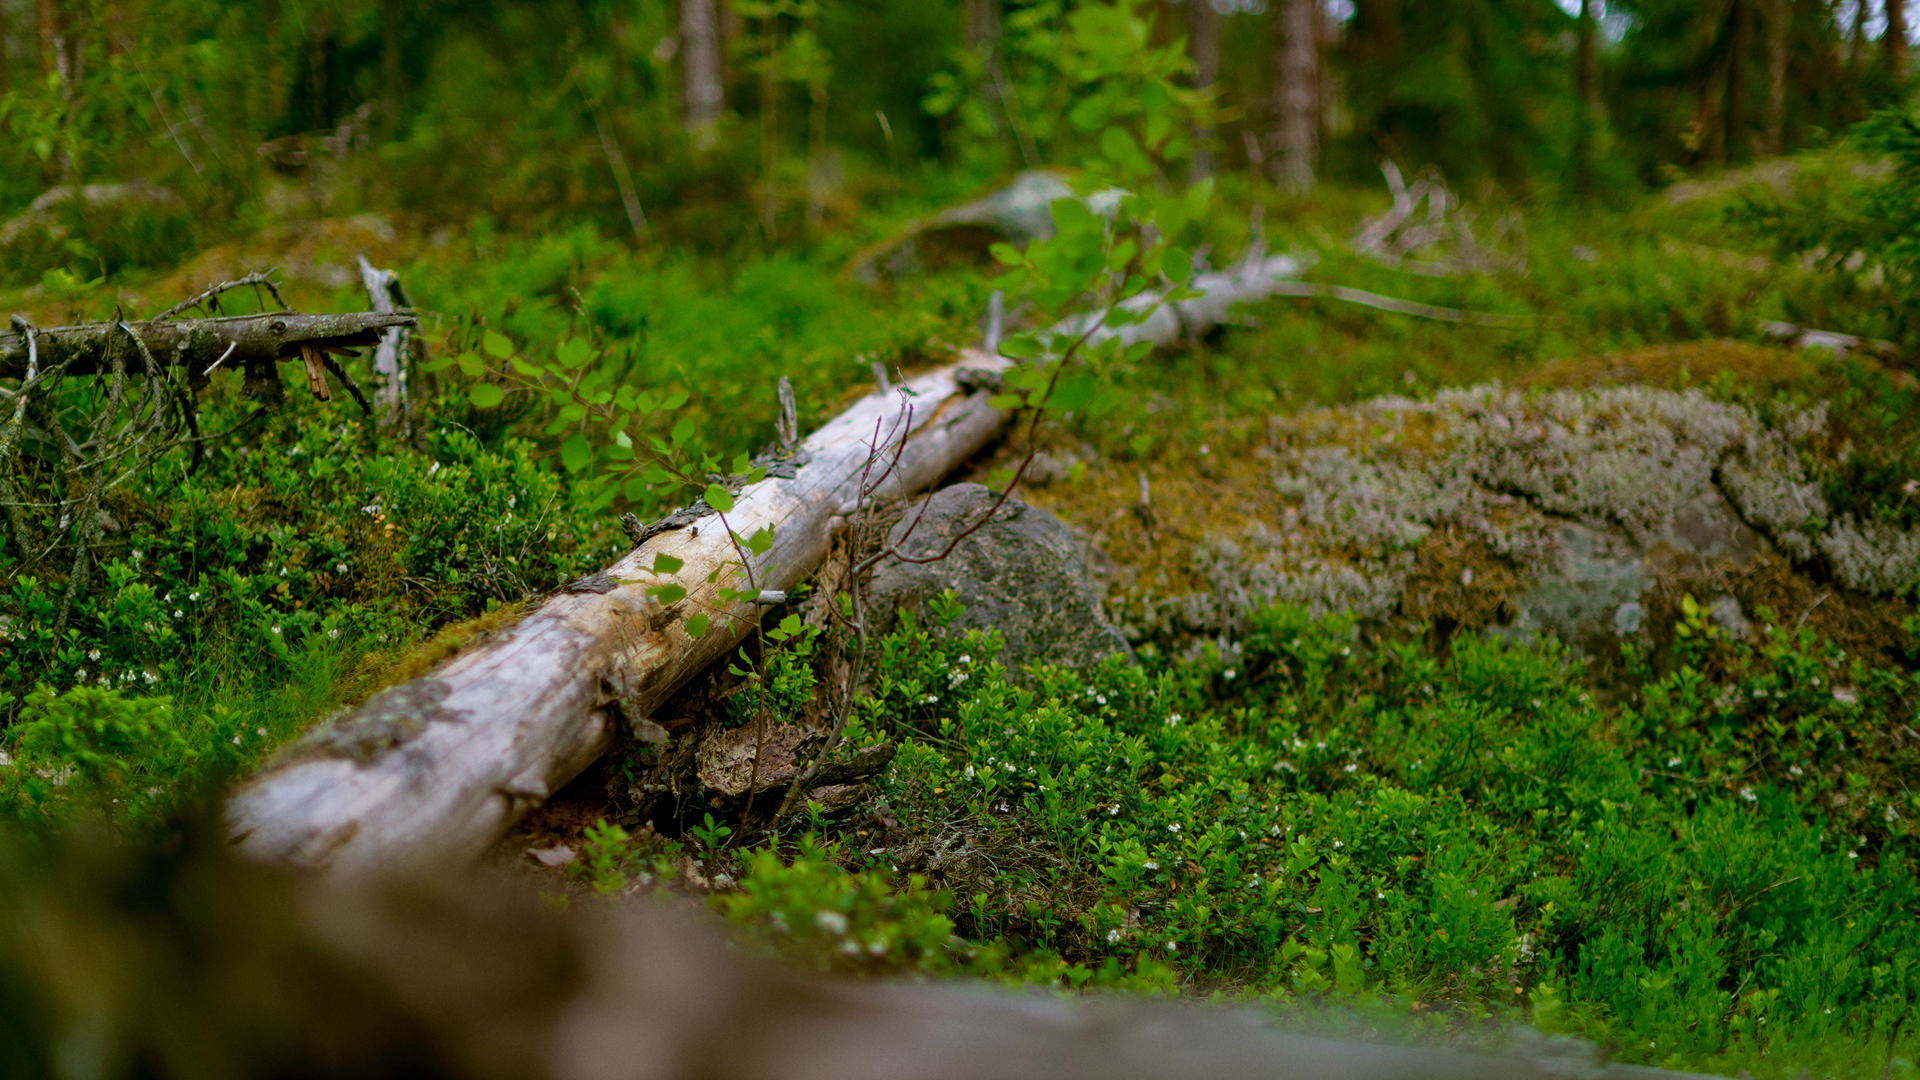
left=225, top=247, right=1331, bottom=876
left=0, top=311, right=416, bottom=381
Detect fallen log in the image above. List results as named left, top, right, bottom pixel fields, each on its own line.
left=227, top=349, right=1016, bottom=874
left=0, top=311, right=416, bottom=380
left=227, top=249, right=1326, bottom=875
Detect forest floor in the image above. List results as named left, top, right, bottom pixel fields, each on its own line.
left=4, top=169, right=1919, bottom=1079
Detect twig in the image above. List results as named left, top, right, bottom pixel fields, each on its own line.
left=1265, top=281, right=1531, bottom=327
left=592, top=104, right=651, bottom=245
left=316, top=350, right=376, bottom=417
left=202, top=341, right=238, bottom=377
left=155, top=271, right=289, bottom=320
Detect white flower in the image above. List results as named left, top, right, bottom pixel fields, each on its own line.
left=1789, top=765, right=1803, bottom=777
left=1109, top=804, right=1120, bottom=816
left=964, top=765, right=975, bottom=780
left=813, top=910, right=849, bottom=934
left=86, top=648, right=101, bottom=661
left=1332, top=839, right=1343, bottom=848
left=1667, top=757, right=1682, bottom=767
left=1848, top=850, right=1859, bottom=860
left=1343, top=763, right=1358, bottom=773
left=956, top=654, right=971, bottom=665
left=74, top=669, right=87, bottom=681
left=1168, top=823, right=1181, bottom=834
left=1143, top=861, right=1159, bottom=871
left=336, top=563, right=348, bottom=574
left=327, top=629, right=341, bottom=640
left=1106, top=929, right=1122, bottom=944
left=270, top=625, right=281, bottom=635
left=1223, top=669, right=1237, bottom=680
left=231, top=735, right=242, bottom=745
left=173, top=610, right=183, bottom=618
left=256, top=727, right=267, bottom=737
left=1095, top=693, right=1107, bottom=705
left=1165, top=941, right=1178, bottom=952
left=1740, top=786, right=1757, bottom=803
left=188, top=591, right=199, bottom=601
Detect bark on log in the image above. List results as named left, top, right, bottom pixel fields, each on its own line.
left=227, top=254, right=1316, bottom=875
left=227, top=349, right=1016, bottom=874
left=0, top=311, right=417, bottom=380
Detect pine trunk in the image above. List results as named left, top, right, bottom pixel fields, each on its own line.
left=1274, top=0, right=1318, bottom=193
left=1188, top=0, right=1221, bottom=178
left=1887, top=0, right=1910, bottom=79
left=1765, top=0, right=1789, bottom=155
left=680, top=0, right=724, bottom=143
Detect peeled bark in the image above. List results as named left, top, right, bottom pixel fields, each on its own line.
left=356, top=257, right=412, bottom=431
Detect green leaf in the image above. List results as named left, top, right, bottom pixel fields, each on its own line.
left=1163, top=247, right=1192, bottom=285
left=652, top=553, right=684, bottom=574
left=989, top=242, right=1025, bottom=266
left=556, top=337, right=592, bottom=370
left=455, top=351, right=483, bottom=378
left=660, top=389, right=689, bottom=411
left=560, top=434, right=592, bottom=474
left=647, top=583, right=687, bottom=605
left=623, top=476, right=652, bottom=501
left=684, top=613, right=709, bottom=639
left=467, top=383, right=504, bottom=408
left=704, top=484, right=734, bottom=513
left=482, top=330, right=514, bottom=359
left=988, top=393, right=1024, bottom=411
left=746, top=526, right=774, bottom=555
left=671, top=416, right=695, bottom=447
left=999, top=332, right=1046, bottom=360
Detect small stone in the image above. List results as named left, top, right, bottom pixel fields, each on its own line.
left=1613, top=601, right=1643, bottom=636
left=526, top=845, right=575, bottom=868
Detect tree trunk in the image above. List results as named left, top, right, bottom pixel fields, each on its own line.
left=379, top=0, right=404, bottom=138
left=1765, top=0, right=1789, bottom=154
left=1719, top=0, right=1751, bottom=163
left=1887, top=0, right=1909, bottom=79
left=1574, top=0, right=1600, bottom=195
left=35, top=0, right=56, bottom=78
left=1188, top=0, right=1221, bottom=179
left=1274, top=0, right=1318, bottom=193
left=224, top=255, right=1312, bottom=876
left=963, top=0, right=1001, bottom=51
left=680, top=0, right=724, bottom=144
left=1852, top=0, right=1870, bottom=66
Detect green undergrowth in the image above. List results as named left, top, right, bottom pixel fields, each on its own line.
left=583, top=599, right=1920, bottom=1079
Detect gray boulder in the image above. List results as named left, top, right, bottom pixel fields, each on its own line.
left=866, top=484, right=1132, bottom=675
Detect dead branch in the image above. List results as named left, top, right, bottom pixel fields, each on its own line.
left=0, top=311, right=416, bottom=380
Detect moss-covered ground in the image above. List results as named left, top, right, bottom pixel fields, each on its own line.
left=4, top=170, right=1919, bottom=1078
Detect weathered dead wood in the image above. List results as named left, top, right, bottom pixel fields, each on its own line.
left=226, top=349, right=1016, bottom=874
left=0, top=311, right=416, bottom=380
left=226, top=250, right=1332, bottom=875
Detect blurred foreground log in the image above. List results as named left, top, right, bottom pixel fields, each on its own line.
left=227, top=252, right=1319, bottom=876
left=0, top=825, right=1719, bottom=1080
left=0, top=311, right=416, bottom=381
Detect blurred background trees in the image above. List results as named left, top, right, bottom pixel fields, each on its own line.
left=0, top=0, right=1911, bottom=267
